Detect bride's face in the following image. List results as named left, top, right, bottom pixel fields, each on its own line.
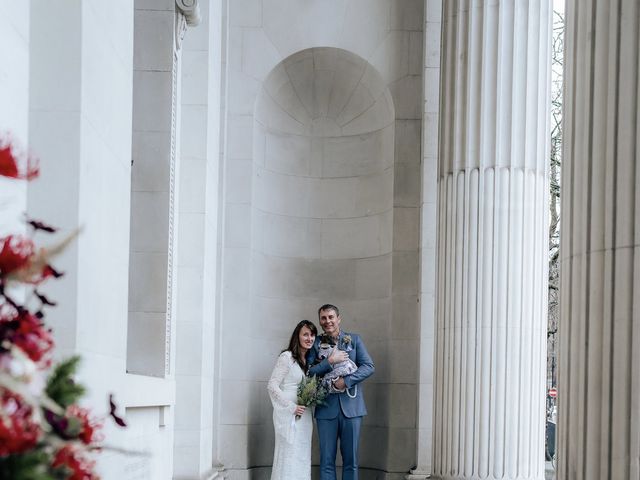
left=298, top=325, right=315, bottom=351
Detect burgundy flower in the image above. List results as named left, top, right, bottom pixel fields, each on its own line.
left=0, top=309, right=54, bottom=365
left=46, top=405, right=103, bottom=445
left=0, top=235, right=35, bottom=277
left=51, top=445, right=98, bottom=480
left=0, top=389, right=41, bottom=455
left=0, top=137, right=39, bottom=180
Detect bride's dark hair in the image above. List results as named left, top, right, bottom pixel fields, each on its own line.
left=285, top=320, right=318, bottom=371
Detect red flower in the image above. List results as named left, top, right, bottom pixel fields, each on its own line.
left=0, top=309, right=54, bottom=365
left=0, top=389, right=41, bottom=455
left=0, top=235, right=35, bottom=277
left=52, top=445, right=99, bottom=480
left=66, top=405, right=103, bottom=445
left=0, top=137, right=39, bottom=180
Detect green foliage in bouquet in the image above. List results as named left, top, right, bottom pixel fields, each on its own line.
left=45, top=356, right=85, bottom=410
left=297, top=375, right=328, bottom=409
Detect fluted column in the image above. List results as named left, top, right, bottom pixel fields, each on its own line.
left=433, top=2, right=551, bottom=479
left=558, top=1, right=640, bottom=479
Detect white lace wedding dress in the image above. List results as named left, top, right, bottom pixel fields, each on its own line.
left=267, top=351, right=312, bottom=480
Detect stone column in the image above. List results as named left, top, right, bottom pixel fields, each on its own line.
left=433, top=1, right=551, bottom=479
left=557, top=1, right=640, bottom=479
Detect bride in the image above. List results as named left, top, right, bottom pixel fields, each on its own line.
left=267, top=320, right=317, bottom=480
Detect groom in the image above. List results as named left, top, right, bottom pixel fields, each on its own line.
left=307, top=304, right=375, bottom=480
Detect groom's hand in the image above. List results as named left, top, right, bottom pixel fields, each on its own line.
left=328, top=347, right=348, bottom=365
left=333, top=377, right=346, bottom=390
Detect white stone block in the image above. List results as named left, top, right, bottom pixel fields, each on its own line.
left=395, top=119, right=421, bottom=165
left=179, top=157, right=207, bottom=213
left=392, top=251, right=420, bottom=295
left=354, top=255, right=392, bottom=300
left=130, top=190, right=170, bottom=252
left=340, top=91, right=395, bottom=135
left=175, top=321, right=204, bottom=375
left=222, top=292, right=252, bottom=338
left=126, top=312, right=166, bottom=376
left=354, top=168, right=394, bottom=217
left=389, top=340, right=419, bottom=383
left=340, top=0, right=389, bottom=60
left=425, top=0, right=443, bottom=23
left=135, top=0, right=174, bottom=11
left=321, top=130, right=390, bottom=177
left=225, top=159, right=253, bottom=204
left=225, top=203, right=251, bottom=248
left=182, top=50, right=209, bottom=105
left=263, top=0, right=347, bottom=59
left=308, top=176, right=358, bottom=218
left=284, top=257, right=357, bottom=301
left=320, top=216, right=383, bottom=259
left=222, top=248, right=250, bottom=295
left=230, top=0, right=263, bottom=27
left=132, top=130, right=171, bottom=192
left=424, top=21, right=441, bottom=69
left=128, top=251, right=169, bottom=312
left=219, top=380, right=251, bottom=424
left=176, top=266, right=204, bottom=324
left=181, top=105, right=209, bottom=159
left=134, top=10, right=173, bottom=72
left=391, top=294, right=420, bottom=339
left=228, top=69, right=261, bottom=115
left=389, top=383, right=418, bottom=428
left=228, top=26, right=244, bottom=73
left=386, top=427, right=416, bottom=471
left=227, top=115, right=254, bottom=159
left=422, top=112, right=439, bottom=157
left=409, top=31, right=424, bottom=75
left=264, top=133, right=311, bottom=176
left=393, top=206, right=420, bottom=251
left=423, top=67, right=440, bottom=113
left=368, top=31, right=409, bottom=85
left=253, top=168, right=310, bottom=217
left=178, top=213, right=205, bottom=267
left=418, top=335, right=434, bottom=384
left=394, top=163, right=421, bottom=207
left=326, top=54, right=367, bottom=119
left=339, top=298, right=392, bottom=340
left=255, top=210, right=322, bottom=258
left=242, top=28, right=282, bottom=81
left=390, top=75, right=422, bottom=119
left=133, top=70, right=173, bottom=132
left=389, top=0, right=424, bottom=31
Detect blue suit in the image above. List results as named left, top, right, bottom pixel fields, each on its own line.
left=308, top=332, right=374, bottom=480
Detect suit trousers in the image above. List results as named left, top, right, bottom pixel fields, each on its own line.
left=316, top=412, right=362, bottom=480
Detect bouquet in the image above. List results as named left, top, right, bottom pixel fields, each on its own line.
left=296, top=375, right=328, bottom=419
left=0, top=134, right=126, bottom=479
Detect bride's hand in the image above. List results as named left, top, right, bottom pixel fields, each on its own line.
left=329, top=347, right=348, bottom=365
left=294, top=405, right=306, bottom=416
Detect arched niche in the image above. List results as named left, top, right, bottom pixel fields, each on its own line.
left=252, top=47, right=395, bottom=330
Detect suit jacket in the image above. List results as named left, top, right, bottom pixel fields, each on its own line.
left=307, top=331, right=374, bottom=419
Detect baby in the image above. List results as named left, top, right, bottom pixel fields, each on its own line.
left=317, top=341, right=357, bottom=394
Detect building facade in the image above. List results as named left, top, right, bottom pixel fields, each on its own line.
left=0, top=1, right=637, bottom=479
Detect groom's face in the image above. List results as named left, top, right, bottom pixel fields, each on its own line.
left=319, top=308, right=341, bottom=337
